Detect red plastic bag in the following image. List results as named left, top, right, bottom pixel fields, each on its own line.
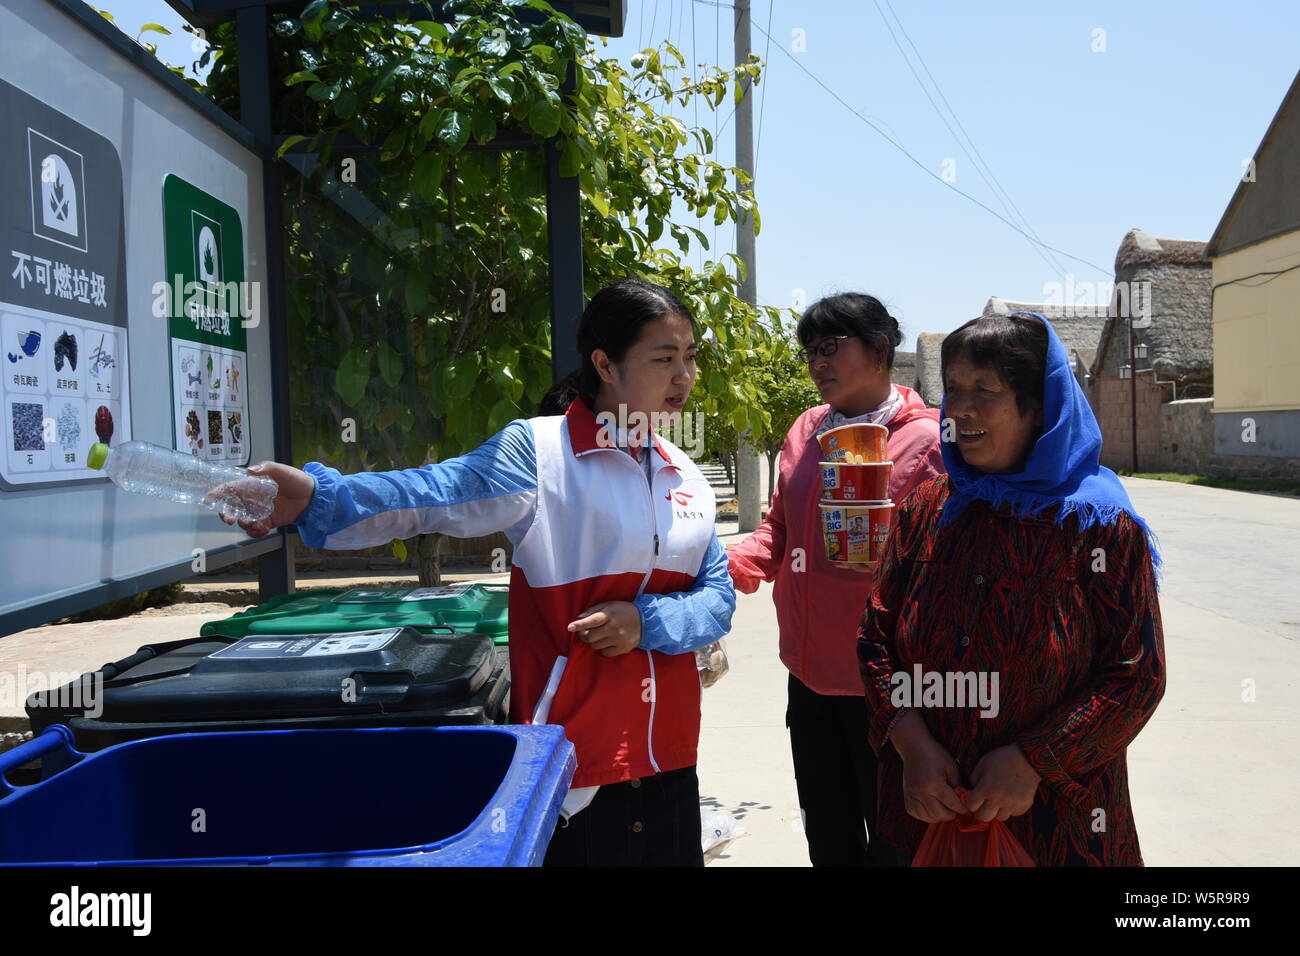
left=911, top=788, right=1036, bottom=867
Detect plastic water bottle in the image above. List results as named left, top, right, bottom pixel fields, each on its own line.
left=87, top=440, right=277, bottom=522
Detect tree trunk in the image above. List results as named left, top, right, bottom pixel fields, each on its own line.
left=416, top=532, right=444, bottom=587
left=721, top=451, right=734, bottom=486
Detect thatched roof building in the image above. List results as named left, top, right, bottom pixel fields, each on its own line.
left=914, top=333, right=947, bottom=407
left=983, top=297, right=1108, bottom=388
left=1090, top=229, right=1213, bottom=396
left=911, top=299, right=1108, bottom=407
left=890, top=349, right=917, bottom=392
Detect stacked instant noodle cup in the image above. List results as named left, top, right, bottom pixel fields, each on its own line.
left=817, top=423, right=893, bottom=571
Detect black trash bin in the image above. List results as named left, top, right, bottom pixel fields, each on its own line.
left=26, top=626, right=510, bottom=773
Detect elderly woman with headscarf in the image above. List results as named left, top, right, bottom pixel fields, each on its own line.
left=858, top=311, right=1165, bottom=866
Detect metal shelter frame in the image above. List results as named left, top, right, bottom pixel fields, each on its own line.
left=2, top=0, right=622, bottom=634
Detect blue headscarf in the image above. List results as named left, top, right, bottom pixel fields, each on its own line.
left=938, top=311, right=1161, bottom=570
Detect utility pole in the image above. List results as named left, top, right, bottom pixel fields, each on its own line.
left=1129, top=316, right=1138, bottom=472
left=734, top=0, right=761, bottom=533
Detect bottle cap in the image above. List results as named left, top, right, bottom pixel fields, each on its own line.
left=87, top=443, right=109, bottom=470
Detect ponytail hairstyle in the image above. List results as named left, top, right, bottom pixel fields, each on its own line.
left=796, top=292, right=903, bottom=368
left=572, top=277, right=696, bottom=400
left=538, top=370, right=583, bottom=415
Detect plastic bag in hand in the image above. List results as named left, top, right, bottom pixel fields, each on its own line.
left=911, top=788, right=1036, bottom=866
left=695, top=639, right=729, bottom=688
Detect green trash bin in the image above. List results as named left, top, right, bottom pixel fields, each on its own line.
left=201, top=583, right=510, bottom=646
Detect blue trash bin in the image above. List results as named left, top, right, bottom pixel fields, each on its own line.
left=0, top=723, right=574, bottom=866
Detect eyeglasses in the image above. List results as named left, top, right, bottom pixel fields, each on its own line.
left=796, top=335, right=851, bottom=364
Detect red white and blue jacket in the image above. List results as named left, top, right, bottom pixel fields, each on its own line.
left=294, top=397, right=735, bottom=787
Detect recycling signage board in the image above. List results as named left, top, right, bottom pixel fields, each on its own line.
left=0, top=77, right=131, bottom=490
left=163, top=174, right=252, bottom=466
left=0, top=0, right=278, bottom=636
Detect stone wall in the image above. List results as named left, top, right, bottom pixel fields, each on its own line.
left=1088, top=374, right=1167, bottom=472
left=891, top=350, right=918, bottom=394
left=1160, top=398, right=1216, bottom=473
left=1162, top=399, right=1300, bottom=479
left=1100, top=262, right=1214, bottom=397
left=1090, top=376, right=1300, bottom=477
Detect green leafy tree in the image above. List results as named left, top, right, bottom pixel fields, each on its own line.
left=702, top=321, right=818, bottom=505
left=753, top=324, right=821, bottom=496
left=171, top=0, right=789, bottom=582
left=701, top=412, right=738, bottom=487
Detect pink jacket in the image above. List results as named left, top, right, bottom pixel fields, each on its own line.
left=727, top=385, right=945, bottom=695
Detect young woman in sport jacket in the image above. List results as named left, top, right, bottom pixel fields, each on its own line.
left=220, top=278, right=735, bottom=867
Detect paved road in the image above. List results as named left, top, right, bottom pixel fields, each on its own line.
left=1125, top=479, right=1300, bottom=642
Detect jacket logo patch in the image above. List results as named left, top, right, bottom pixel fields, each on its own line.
left=666, top=489, right=703, bottom=520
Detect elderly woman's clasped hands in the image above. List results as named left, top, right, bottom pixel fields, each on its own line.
left=889, top=709, right=1041, bottom=823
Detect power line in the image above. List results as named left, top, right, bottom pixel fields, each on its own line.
left=713, top=0, right=720, bottom=260
left=691, top=0, right=702, bottom=270
left=717, top=103, right=736, bottom=135
left=727, top=0, right=748, bottom=265
left=754, top=0, right=773, bottom=179
left=748, top=17, right=1111, bottom=276
left=713, top=1, right=748, bottom=138
left=873, top=0, right=1066, bottom=280
left=1212, top=262, right=1300, bottom=290
left=880, top=0, right=1070, bottom=279
left=693, top=0, right=757, bottom=269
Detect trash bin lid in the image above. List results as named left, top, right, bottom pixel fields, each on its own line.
left=201, top=583, right=510, bottom=643
left=92, top=627, right=496, bottom=722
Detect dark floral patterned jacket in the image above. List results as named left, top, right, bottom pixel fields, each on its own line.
left=858, top=475, right=1165, bottom=866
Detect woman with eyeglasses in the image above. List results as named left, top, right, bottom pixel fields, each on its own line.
left=728, top=292, right=944, bottom=867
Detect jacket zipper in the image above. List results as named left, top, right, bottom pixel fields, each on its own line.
left=645, top=652, right=662, bottom=773
left=634, top=447, right=660, bottom=598
left=633, top=447, right=662, bottom=773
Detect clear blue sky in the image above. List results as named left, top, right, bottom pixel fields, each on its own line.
left=106, top=0, right=1299, bottom=344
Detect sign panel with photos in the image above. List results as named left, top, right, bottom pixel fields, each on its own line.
left=0, top=0, right=278, bottom=637
left=0, top=78, right=130, bottom=489
left=163, top=174, right=251, bottom=466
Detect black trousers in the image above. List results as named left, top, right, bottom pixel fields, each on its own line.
left=787, top=673, right=902, bottom=867
left=543, top=765, right=705, bottom=867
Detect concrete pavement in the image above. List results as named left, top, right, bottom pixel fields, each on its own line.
left=696, top=579, right=808, bottom=865
left=1117, top=477, right=1299, bottom=866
